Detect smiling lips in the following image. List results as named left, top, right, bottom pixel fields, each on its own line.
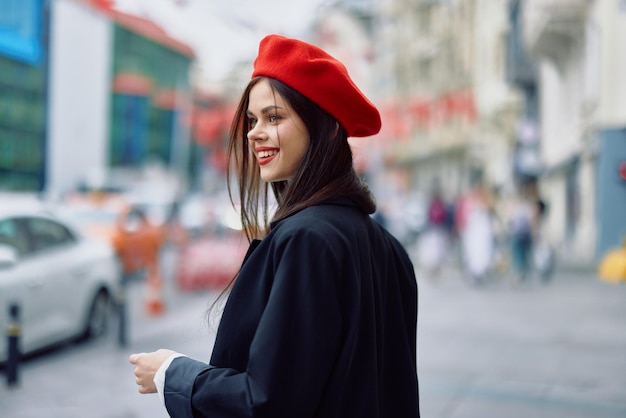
left=257, top=149, right=278, bottom=165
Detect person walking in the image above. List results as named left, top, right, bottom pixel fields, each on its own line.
left=506, top=183, right=537, bottom=282
left=456, top=172, right=495, bottom=284
left=129, top=34, right=420, bottom=418
left=418, top=181, right=450, bottom=278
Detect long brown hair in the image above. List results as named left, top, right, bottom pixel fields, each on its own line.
left=227, top=76, right=376, bottom=243
left=208, top=77, right=377, bottom=312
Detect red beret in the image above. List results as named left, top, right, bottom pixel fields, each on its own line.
left=252, top=34, right=381, bottom=138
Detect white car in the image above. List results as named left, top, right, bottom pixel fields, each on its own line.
left=0, top=196, right=120, bottom=363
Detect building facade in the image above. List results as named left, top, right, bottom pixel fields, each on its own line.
left=521, top=0, right=626, bottom=265
left=366, top=0, right=518, bottom=202
left=47, top=0, right=112, bottom=196
left=1, top=0, right=196, bottom=196
left=0, top=0, right=50, bottom=191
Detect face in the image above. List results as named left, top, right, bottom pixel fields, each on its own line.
left=247, top=79, right=309, bottom=182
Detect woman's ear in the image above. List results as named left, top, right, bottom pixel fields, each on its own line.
left=334, top=122, right=342, bottom=135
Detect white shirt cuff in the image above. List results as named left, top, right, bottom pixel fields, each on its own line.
left=154, top=353, right=187, bottom=406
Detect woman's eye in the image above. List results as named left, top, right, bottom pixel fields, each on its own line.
left=268, top=114, right=280, bottom=123
left=248, top=118, right=257, bottom=129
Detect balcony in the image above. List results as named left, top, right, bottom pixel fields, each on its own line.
left=522, top=0, right=589, bottom=60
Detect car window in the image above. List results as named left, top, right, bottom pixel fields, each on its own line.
left=24, top=217, right=77, bottom=253
left=0, top=218, right=29, bottom=255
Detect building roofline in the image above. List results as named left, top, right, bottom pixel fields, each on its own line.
left=74, top=0, right=196, bottom=59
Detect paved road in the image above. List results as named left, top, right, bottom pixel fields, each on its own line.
left=416, top=267, right=626, bottom=418
left=1, top=264, right=625, bottom=418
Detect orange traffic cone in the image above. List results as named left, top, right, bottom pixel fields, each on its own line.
left=144, top=266, right=165, bottom=316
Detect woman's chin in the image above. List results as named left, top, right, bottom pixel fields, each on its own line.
left=260, top=171, right=291, bottom=183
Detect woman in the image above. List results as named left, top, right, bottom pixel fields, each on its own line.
left=456, top=173, right=495, bottom=284
left=130, top=34, right=420, bottom=418
left=418, top=182, right=450, bottom=278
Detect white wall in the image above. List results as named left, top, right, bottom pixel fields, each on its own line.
left=473, top=0, right=512, bottom=115
left=596, top=0, right=626, bottom=127
left=527, top=2, right=599, bottom=265
left=472, top=0, right=517, bottom=188
left=539, top=46, right=585, bottom=168
left=47, top=0, right=112, bottom=196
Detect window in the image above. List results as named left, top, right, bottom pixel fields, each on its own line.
left=24, top=217, right=76, bottom=253
left=0, top=2, right=48, bottom=192
left=0, top=218, right=28, bottom=255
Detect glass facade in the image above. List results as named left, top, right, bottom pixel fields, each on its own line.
left=0, top=5, right=194, bottom=191
left=0, top=0, right=48, bottom=191
left=108, top=25, right=191, bottom=169
left=148, top=107, right=174, bottom=164
left=108, top=94, right=150, bottom=166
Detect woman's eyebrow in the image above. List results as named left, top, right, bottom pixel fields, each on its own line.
left=261, top=105, right=283, bottom=113
left=247, top=105, right=284, bottom=116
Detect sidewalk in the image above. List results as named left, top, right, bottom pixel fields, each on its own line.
left=1, top=265, right=625, bottom=418
left=416, top=268, right=626, bottom=418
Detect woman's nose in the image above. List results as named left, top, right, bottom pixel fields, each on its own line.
left=247, top=125, right=267, bottom=141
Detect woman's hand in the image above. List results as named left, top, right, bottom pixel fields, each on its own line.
left=129, top=349, right=176, bottom=394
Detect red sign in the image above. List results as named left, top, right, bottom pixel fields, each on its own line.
left=619, top=161, right=626, bottom=180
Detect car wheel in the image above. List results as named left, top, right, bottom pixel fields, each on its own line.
left=84, top=290, right=110, bottom=339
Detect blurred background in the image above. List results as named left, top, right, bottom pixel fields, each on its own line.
left=1, top=1, right=626, bottom=417
left=1, top=0, right=625, bottom=268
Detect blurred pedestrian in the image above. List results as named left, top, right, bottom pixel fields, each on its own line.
left=130, top=34, right=420, bottom=417
left=112, top=206, right=162, bottom=285
left=525, top=179, right=554, bottom=281
left=111, top=205, right=166, bottom=315
left=506, top=182, right=537, bottom=281
left=164, top=200, right=189, bottom=248
left=418, top=181, right=450, bottom=277
left=456, top=171, right=495, bottom=284
left=487, top=185, right=510, bottom=276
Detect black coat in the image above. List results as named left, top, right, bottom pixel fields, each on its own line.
left=164, top=198, right=419, bottom=417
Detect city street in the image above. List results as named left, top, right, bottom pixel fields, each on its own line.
left=1, top=262, right=625, bottom=418
left=416, top=266, right=626, bottom=418
left=2, top=1, right=625, bottom=417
